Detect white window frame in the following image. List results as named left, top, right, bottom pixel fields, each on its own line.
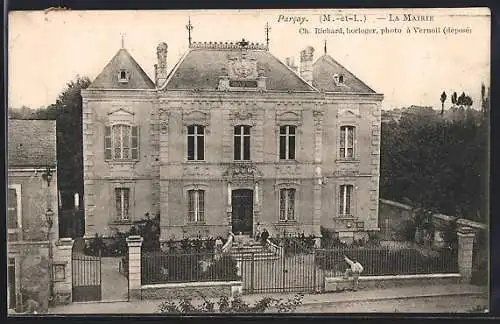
left=279, top=188, right=296, bottom=221
left=340, top=126, right=355, bottom=160
left=187, top=125, right=205, bottom=161
left=115, top=187, right=130, bottom=221
left=234, top=125, right=251, bottom=161
left=7, top=184, right=22, bottom=238
left=339, top=184, right=354, bottom=216
left=279, top=125, right=296, bottom=160
left=187, top=189, right=205, bottom=223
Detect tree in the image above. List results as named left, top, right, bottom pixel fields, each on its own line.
left=24, top=76, right=91, bottom=237
left=380, top=104, right=487, bottom=223
left=451, top=92, right=458, bottom=106
left=440, top=91, right=447, bottom=116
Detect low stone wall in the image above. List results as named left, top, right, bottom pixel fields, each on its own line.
left=325, top=273, right=461, bottom=292
left=141, top=281, right=243, bottom=300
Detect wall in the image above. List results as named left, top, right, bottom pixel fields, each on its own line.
left=324, top=273, right=461, bottom=292
left=82, top=90, right=156, bottom=238
left=8, top=169, right=59, bottom=241
left=8, top=242, right=50, bottom=313
left=378, top=199, right=414, bottom=240
left=141, top=281, right=240, bottom=300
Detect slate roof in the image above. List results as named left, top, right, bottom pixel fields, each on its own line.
left=163, top=47, right=315, bottom=92
left=8, top=119, right=57, bottom=168
left=312, top=54, right=375, bottom=93
left=89, top=48, right=155, bottom=89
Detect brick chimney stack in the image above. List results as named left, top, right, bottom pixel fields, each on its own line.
left=300, top=46, right=314, bottom=84
left=155, top=42, right=168, bottom=87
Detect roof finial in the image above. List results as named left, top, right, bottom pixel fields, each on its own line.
left=121, top=33, right=125, bottom=49
left=265, top=22, right=271, bottom=50
left=186, top=17, right=194, bottom=47
left=324, top=40, right=327, bottom=55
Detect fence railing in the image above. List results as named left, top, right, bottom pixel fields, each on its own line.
left=316, top=246, right=458, bottom=277
left=141, top=251, right=240, bottom=285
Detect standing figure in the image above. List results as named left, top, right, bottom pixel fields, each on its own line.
left=343, top=255, right=364, bottom=291
left=215, top=236, right=224, bottom=254
left=260, top=228, right=269, bottom=245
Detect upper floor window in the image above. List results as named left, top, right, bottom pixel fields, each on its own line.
left=188, top=189, right=205, bottom=223
left=234, top=125, right=251, bottom=161
left=187, top=125, right=205, bottom=161
left=339, top=184, right=353, bottom=216
left=279, top=125, right=296, bottom=160
left=118, top=69, right=129, bottom=83
left=279, top=188, right=296, bottom=221
left=8, top=185, right=21, bottom=241
left=340, top=126, right=355, bottom=159
left=105, top=124, right=139, bottom=160
left=115, top=188, right=130, bottom=221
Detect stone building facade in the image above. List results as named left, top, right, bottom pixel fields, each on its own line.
left=7, top=119, right=60, bottom=312
left=81, top=38, right=383, bottom=244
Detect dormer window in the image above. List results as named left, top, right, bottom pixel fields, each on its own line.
left=333, top=73, right=344, bottom=86
left=118, top=69, right=129, bottom=83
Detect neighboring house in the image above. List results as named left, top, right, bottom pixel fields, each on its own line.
left=7, top=119, right=59, bottom=312
left=81, top=35, right=383, bottom=244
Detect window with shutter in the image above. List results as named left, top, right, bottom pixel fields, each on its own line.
left=104, top=126, right=112, bottom=160
left=105, top=124, right=139, bottom=161
left=7, top=185, right=21, bottom=241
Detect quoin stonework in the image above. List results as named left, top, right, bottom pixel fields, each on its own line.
left=81, top=37, right=383, bottom=244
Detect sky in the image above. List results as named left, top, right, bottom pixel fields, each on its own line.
left=8, top=8, right=490, bottom=110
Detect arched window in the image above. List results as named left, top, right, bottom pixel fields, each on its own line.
left=104, top=124, right=139, bottom=160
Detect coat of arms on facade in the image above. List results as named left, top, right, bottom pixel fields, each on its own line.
left=228, top=56, right=258, bottom=80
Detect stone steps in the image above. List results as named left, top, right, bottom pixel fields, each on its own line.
left=230, top=235, right=279, bottom=261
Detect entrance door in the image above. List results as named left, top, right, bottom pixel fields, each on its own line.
left=232, top=189, right=253, bottom=235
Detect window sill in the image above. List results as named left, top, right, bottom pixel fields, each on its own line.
left=185, top=222, right=207, bottom=226
left=185, top=160, right=206, bottom=163
left=105, top=160, right=139, bottom=165
left=109, top=220, right=132, bottom=225
left=278, top=159, right=299, bottom=164
left=336, top=215, right=356, bottom=220
left=275, top=220, right=298, bottom=225
left=336, top=159, right=360, bottom=163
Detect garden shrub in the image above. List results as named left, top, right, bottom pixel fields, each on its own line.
left=157, top=294, right=304, bottom=313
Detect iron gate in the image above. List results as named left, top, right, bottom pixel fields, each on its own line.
left=239, top=251, right=324, bottom=294
left=72, top=251, right=102, bottom=302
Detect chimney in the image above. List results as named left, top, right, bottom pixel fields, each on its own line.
left=285, top=57, right=298, bottom=73
left=300, top=46, right=314, bottom=84
left=155, top=42, right=168, bottom=87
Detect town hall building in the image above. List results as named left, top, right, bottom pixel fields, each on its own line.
left=81, top=30, right=383, bottom=244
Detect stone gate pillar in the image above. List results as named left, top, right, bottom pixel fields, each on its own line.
left=126, top=236, right=143, bottom=300
left=53, top=237, right=74, bottom=305
left=457, top=226, right=475, bottom=283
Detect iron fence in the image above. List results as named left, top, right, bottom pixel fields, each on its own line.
left=141, top=252, right=239, bottom=285
left=316, top=246, right=458, bottom=277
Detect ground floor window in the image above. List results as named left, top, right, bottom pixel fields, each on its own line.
left=279, top=188, right=296, bottom=221
left=339, top=184, right=353, bottom=216
left=8, top=257, right=16, bottom=310
left=188, top=189, right=205, bottom=222
left=115, top=188, right=130, bottom=221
